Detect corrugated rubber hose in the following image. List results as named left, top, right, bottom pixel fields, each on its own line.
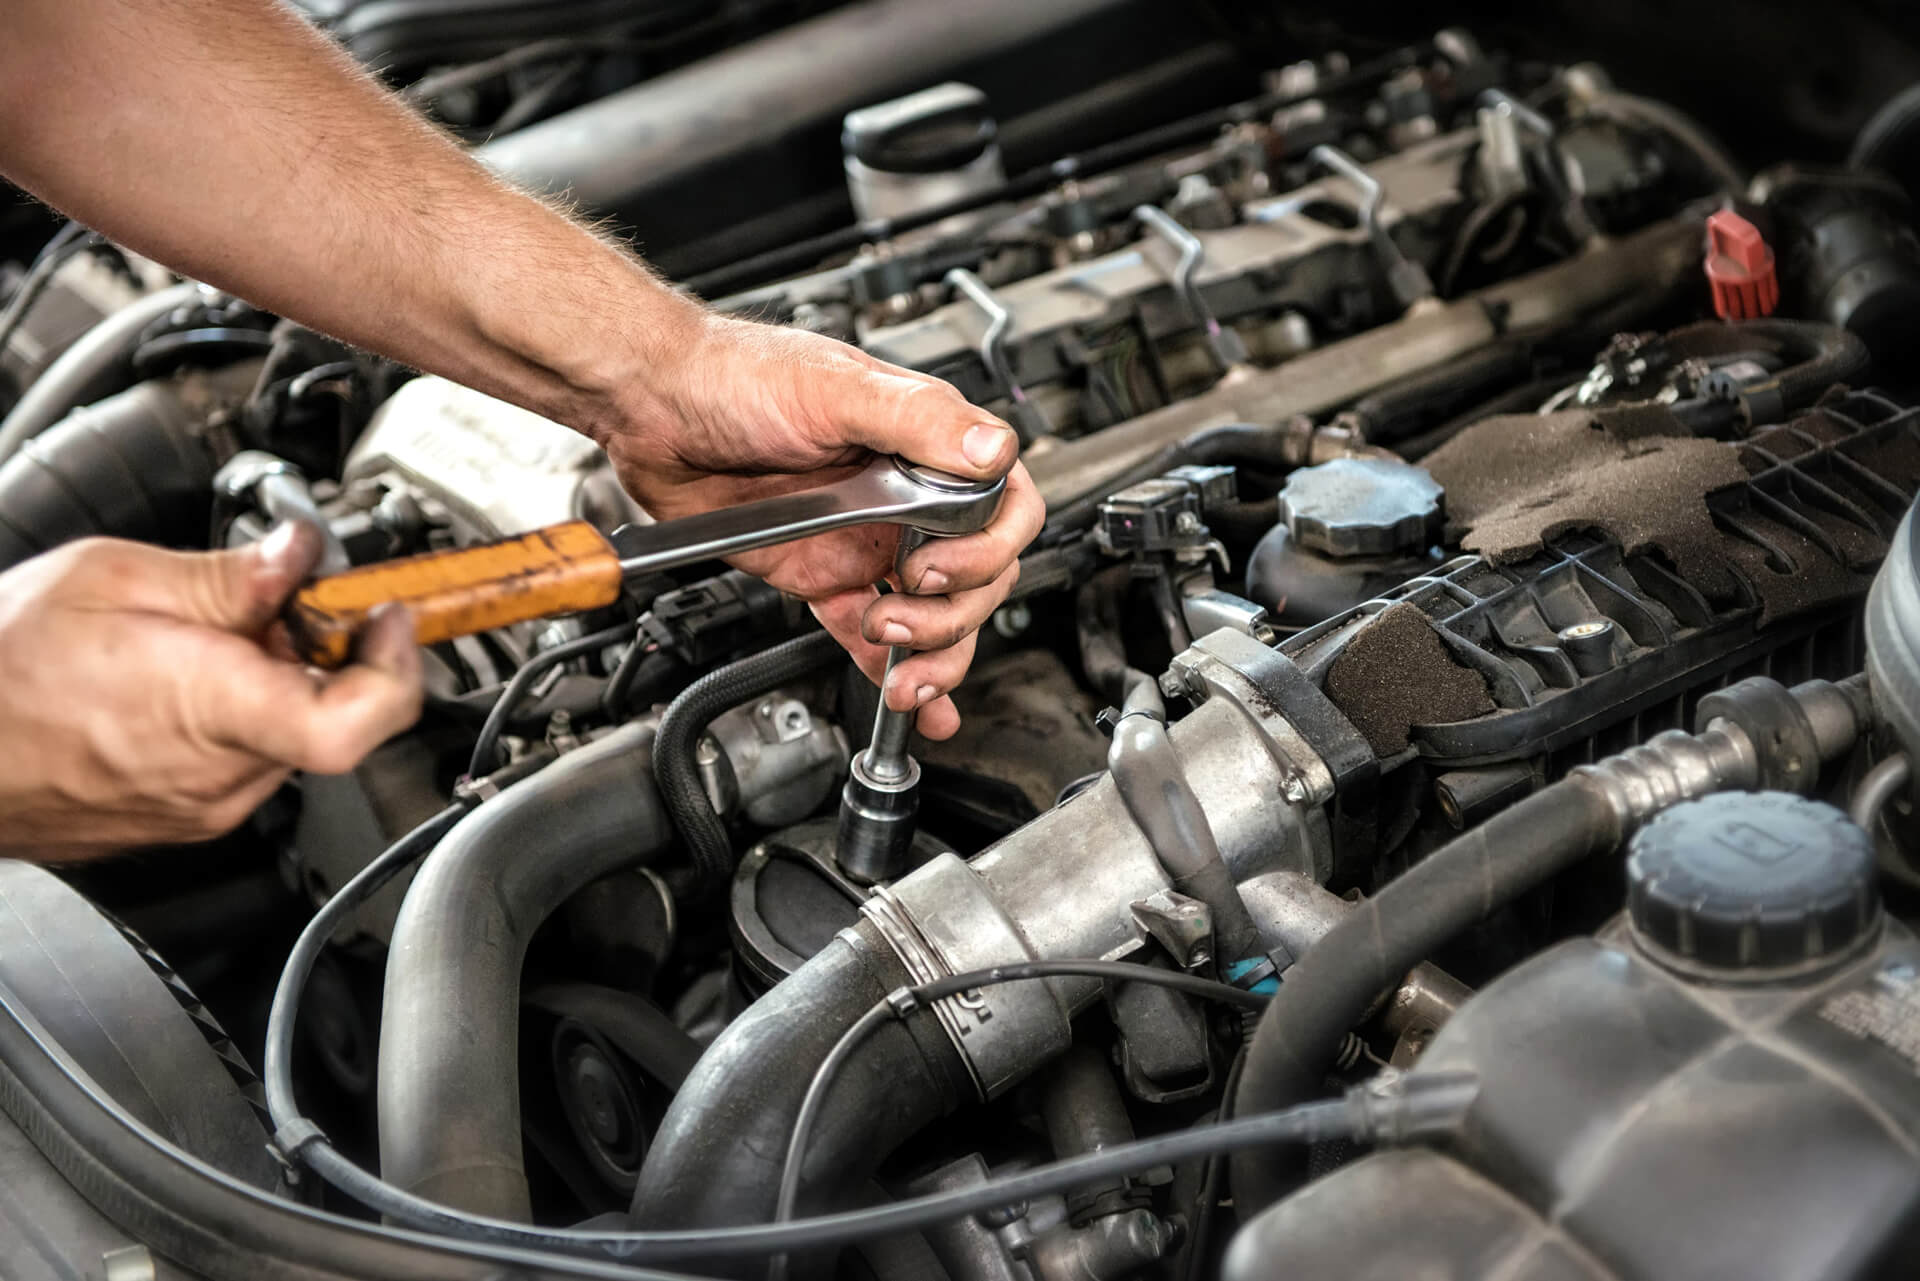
left=0, top=377, right=217, bottom=571
left=652, top=629, right=843, bottom=897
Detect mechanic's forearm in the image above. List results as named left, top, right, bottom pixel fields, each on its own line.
left=0, top=0, right=699, bottom=434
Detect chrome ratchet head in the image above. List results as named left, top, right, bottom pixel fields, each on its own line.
left=883, top=456, right=1006, bottom=537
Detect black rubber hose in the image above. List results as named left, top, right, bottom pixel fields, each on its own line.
left=1851, top=83, right=1920, bottom=176
left=1343, top=340, right=1532, bottom=446
left=1229, top=774, right=1622, bottom=1215
left=629, top=918, right=970, bottom=1276
left=0, top=281, right=201, bottom=462
left=376, top=720, right=675, bottom=1222
left=601, top=644, right=686, bottom=721
left=0, top=981, right=700, bottom=1281
left=467, top=622, right=633, bottom=778
left=1108, top=673, right=1262, bottom=964
left=0, top=377, right=216, bottom=571
left=1074, top=566, right=1132, bottom=704
left=652, top=629, right=842, bottom=898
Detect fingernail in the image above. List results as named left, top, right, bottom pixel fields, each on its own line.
left=915, top=684, right=937, bottom=707
left=257, top=520, right=302, bottom=569
left=257, top=519, right=324, bottom=580
left=879, top=621, right=911, bottom=645
left=917, top=568, right=951, bottom=594
left=963, top=423, right=1014, bottom=469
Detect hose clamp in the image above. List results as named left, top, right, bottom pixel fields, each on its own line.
left=861, top=854, right=1072, bottom=1100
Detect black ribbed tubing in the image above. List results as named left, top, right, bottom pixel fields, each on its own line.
left=0, top=378, right=214, bottom=571
left=651, top=630, right=841, bottom=896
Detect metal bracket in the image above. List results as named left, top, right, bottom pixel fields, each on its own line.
left=1309, top=144, right=1436, bottom=310
left=1131, top=204, right=1248, bottom=373
left=945, top=267, right=1052, bottom=442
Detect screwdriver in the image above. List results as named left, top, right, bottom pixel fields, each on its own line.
left=283, top=456, right=1005, bottom=668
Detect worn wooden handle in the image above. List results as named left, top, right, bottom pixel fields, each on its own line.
left=284, top=521, right=624, bottom=668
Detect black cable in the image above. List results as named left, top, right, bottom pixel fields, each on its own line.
left=404, top=13, right=734, bottom=105
left=274, top=921, right=1355, bottom=1270
left=0, top=223, right=101, bottom=356
left=601, top=636, right=683, bottom=721
left=467, top=623, right=633, bottom=778
left=263, top=801, right=474, bottom=1162
left=1181, top=1048, right=1246, bottom=1281
left=767, top=959, right=1271, bottom=1278
left=281, top=1073, right=1459, bottom=1268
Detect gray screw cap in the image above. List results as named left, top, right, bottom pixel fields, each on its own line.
left=1276, top=457, right=1443, bottom=557
left=1627, top=792, right=1880, bottom=973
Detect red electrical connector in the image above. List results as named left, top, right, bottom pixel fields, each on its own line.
left=1704, top=209, right=1779, bottom=321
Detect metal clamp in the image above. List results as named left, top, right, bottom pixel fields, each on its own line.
left=1131, top=205, right=1248, bottom=373
left=945, top=267, right=1052, bottom=442
left=862, top=854, right=1074, bottom=1100
left=1477, top=90, right=1597, bottom=244
left=1308, top=145, right=1436, bottom=309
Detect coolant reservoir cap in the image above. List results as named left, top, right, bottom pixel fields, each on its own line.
left=1626, top=792, right=1880, bottom=974
left=1276, top=457, right=1443, bottom=557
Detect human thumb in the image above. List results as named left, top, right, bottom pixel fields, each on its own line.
left=169, top=520, right=325, bottom=634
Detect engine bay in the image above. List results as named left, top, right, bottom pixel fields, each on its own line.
left=8, top=6, right=1920, bottom=1280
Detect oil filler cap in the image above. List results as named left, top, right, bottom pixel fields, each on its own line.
left=1626, top=792, right=1879, bottom=973
left=1276, top=457, right=1443, bottom=558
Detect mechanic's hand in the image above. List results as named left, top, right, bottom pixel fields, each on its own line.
left=0, top=523, right=420, bottom=858
left=594, top=315, right=1044, bottom=739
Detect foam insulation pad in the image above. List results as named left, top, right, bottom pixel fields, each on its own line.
left=1324, top=602, right=1495, bottom=756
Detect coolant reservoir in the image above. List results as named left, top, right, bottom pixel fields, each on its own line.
left=1230, top=793, right=1920, bottom=1281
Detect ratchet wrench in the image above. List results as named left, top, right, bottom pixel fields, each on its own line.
left=283, top=455, right=1005, bottom=668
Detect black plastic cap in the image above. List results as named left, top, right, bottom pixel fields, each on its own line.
left=1276, top=457, right=1443, bottom=558
left=1627, top=792, right=1879, bottom=973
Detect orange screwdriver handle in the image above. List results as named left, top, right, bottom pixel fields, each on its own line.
left=284, top=521, right=624, bottom=669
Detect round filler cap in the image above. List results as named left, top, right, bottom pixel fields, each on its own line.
left=1626, top=792, right=1880, bottom=973
left=1276, top=457, right=1443, bottom=558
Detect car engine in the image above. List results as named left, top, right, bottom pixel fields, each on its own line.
left=9, top=5, right=1920, bottom=1280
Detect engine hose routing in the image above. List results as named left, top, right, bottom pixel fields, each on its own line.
left=307, top=1068, right=1471, bottom=1269
left=374, top=719, right=674, bottom=1221
left=277, top=936, right=1456, bottom=1273
left=1108, top=672, right=1263, bottom=965
left=653, top=629, right=843, bottom=897
left=769, top=958, right=1275, bottom=1275
left=1228, top=675, right=1868, bottom=1216
left=0, top=280, right=203, bottom=463
left=0, top=223, right=100, bottom=360
left=467, top=621, right=635, bottom=778
left=0, top=375, right=228, bottom=571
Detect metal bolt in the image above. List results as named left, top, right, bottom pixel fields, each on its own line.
left=1280, top=774, right=1308, bottom=803
left=1173, top=511, right=1202, bottom=535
